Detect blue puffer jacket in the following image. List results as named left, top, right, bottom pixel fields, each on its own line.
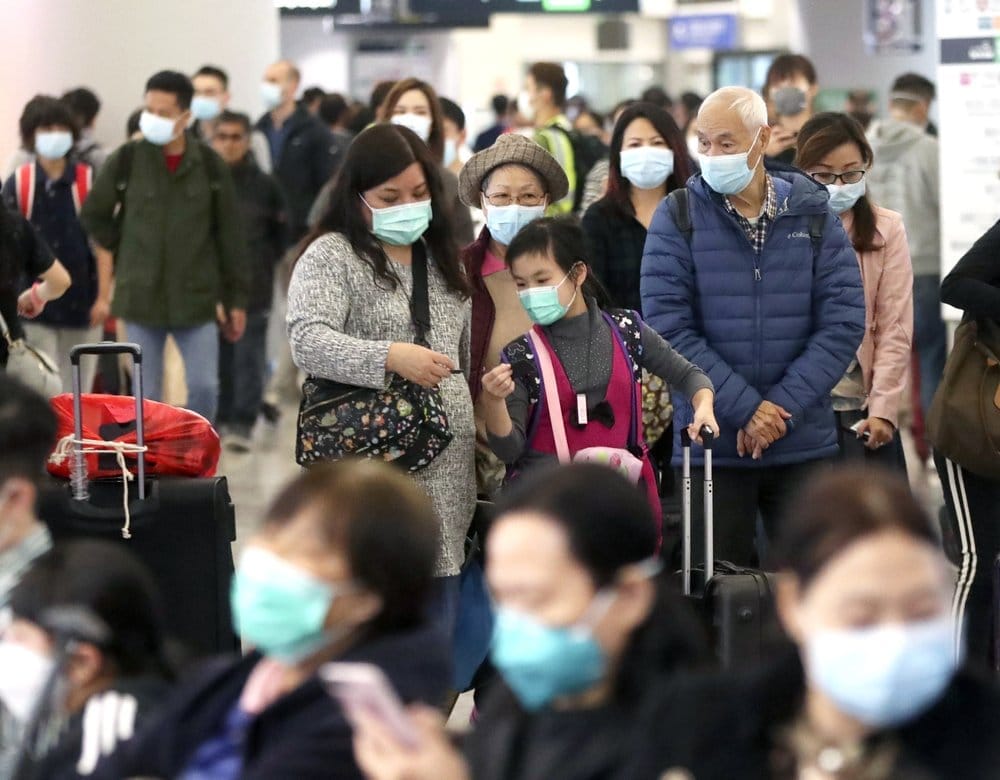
left=640, top=166, right=865, bottom=467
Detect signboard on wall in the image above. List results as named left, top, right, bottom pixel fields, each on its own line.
left=937, top=0, right=1000, bottom=312
left=668, top=13, right=739, bottom=50
left=864, top=0, right=923, bottom=54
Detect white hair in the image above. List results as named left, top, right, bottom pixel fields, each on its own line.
left=699, top=87, right=768, bottom=132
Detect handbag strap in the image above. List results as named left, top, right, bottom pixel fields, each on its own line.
left=410, top=241, right=431, bottom=348
left=528, top=329, right=571, bottom=464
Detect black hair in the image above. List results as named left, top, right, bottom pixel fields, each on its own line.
left=891, top=72, right=936, bottom=102
left=319, top=93, right=349, bottom=126
left=60, top=87, right=100, bottom=128
left=640, top=86, right=673, bottom=109
left=491, top=94, right=509, bottom=117
left=493, top=464, right=709, bottom=703
left=265, top=460, right=439, bottom=634
left=604, top=102, right=693, bottom=219
left=144, top=70, right=194, bottom=111
left=302, top=86, right=326, bottom=107
left=193, top=65, right=229, bottom=90
left=528, top=63, right=569, bottom=108
left=125, top=108, right=143, bottom=139
left=369, top=80, right=397, bottom=111
left=217, top=110, right=251, bottom=135
left=19, top=95, right=79, bottom=151
left=505, top=216, right=612, bottom=308
left=765, top=53, right=818, bottom=95
left=0, top=374, right=57, bottom=486
left=347, top=105, right=375, bottom=136
left=10, top=541, right=172, bottom=679
left=439, top=96, right=466, bottom=132
left=795, top=112, right=880, bottom=253
left=771, top=465, right=939, bottom=591
left=677, top=91, right=703, bottom=131
left=303, top=124, right=469, bottom=298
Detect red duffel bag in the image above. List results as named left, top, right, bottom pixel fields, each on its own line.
left=48, top=393, right=220, bottom=479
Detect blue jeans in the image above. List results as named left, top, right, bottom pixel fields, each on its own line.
left=913, top=274, right=947, bottom=417
left=125, top=321, right=220, bottom=423
left=218, top=311, right=269, bottom=431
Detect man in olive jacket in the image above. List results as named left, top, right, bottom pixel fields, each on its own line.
left=81, top=71, right=249, bottom=423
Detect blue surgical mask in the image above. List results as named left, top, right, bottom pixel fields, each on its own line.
left=231, top=547, right=349, bottom=663
left=517, top=269, right=578, bottom=326
left=826, top=179, right=867, bottom=214
left=139, top=111, right=181, bottom=146
left=34, top=131, right=74, bottom=160
left=619, top=146, right=675, bottom=190
left=362, top=197, right=433, bottom=246
left=260, top=81, right=283, bottom=111
left=699, top=128, right=763, bottom=195
left=491, top=596, right=613, bottom=711
left=806, top=615, right=960, bottom=728
left=191, top=95, right=222, bottom=122
left=485, top=202, right=546, bottom=246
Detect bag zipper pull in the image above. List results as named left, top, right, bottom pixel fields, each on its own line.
left=754, top=267, right=761, bottom=282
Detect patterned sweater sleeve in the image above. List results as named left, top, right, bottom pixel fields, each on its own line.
left=287, top=235, right=393, bottom=389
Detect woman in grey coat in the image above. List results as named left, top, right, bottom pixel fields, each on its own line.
left=287, top=123, right=476, bottom=634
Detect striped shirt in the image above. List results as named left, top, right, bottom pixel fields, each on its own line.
left=724, top=174, right=778, bottom=255
left=533, top=115, right=576, bottom=216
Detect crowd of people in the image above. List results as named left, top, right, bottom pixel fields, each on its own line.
left=1, top=48, right=999, bottom=779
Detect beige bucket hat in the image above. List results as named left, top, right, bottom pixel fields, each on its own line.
left=458, top=133, right=570, bottom=208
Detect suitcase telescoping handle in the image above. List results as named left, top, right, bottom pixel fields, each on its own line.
left=681, top=425, right=715, bottom=596
left=69, top=343, right=146, bottom=500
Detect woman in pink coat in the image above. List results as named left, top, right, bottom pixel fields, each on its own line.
left=796, top=113, right=913, bottom=471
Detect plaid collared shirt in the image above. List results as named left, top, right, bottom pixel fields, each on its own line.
left=724, top=174, right=778, bottom=255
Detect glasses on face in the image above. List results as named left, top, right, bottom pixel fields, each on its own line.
left=483, top=192, right=545, bottom=208
left=214, top=133, right=246, bottom=142
left=809, top=170, right=866, bottom=186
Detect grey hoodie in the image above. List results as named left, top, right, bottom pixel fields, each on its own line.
left=866, top=118, right=939, bottom=276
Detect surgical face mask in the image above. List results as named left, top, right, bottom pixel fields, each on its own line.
left=191, top=95, right=222, bottom=122
left=391, top=113, right=432, bottom=143
left=0, top=640, right=55, bottom=722
left=443, top=138, right=458, bottom=168
left=806, top=615, right=960, bottom=729
left=484, top=201, right=546, bottom=247
left=260, top=81, right=283, bottom=111
left=362, top=197, right=433, bottom=247
left=34, top=130, right=74, bottom=160
left=619, top=146, right=675, bottom=190
left=772, top=85, right=808, bottom=117
left=517, top=269, right=578, bottom=326
left=139, top=111, right=182, bottom=146
left=491, top=594, right=614, bottom=711
left=826, top=179, right=867, bottom=214
left=699, top=128, right=762, bottom=196
left=517, top=91, right=536, bottom=123
left=231, top=547, right=347, bottom=663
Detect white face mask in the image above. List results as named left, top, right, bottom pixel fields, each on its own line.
left=260, top=81, right=283, bottom=111
left=391, top=113, right=432, bottom=143
left=0, top=640, right=55, bottom=722
left=139, top=111, right=181, bottom=147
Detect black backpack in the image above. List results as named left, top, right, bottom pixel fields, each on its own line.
left=549, top=124, right=607, bottom=212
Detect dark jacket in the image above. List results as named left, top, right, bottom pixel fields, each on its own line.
left=640, top=166, right=865, bottom=467
left=79, top=138, right=250, bottom=327
left=463, top=226, right=494, bottom=404
left=255, top=107, right=341, bottom=239
left=228, top=157, right=289, bottom=312
left=94, top=624, right=450, bottom=780
left=581, top=197, right=648, bottom=313
left=940, top=218, right=1000, bottom=319
left=624, top=648, right=1000, bottom=779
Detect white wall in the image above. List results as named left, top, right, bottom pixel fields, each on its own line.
left=0, top=0, right=280, bottom=165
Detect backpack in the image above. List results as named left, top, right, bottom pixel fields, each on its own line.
left=549, top=124, right=607, bottom=212
left=14, top=162, right=92, bottom=219
left=666, top=187, right=825, bottom=257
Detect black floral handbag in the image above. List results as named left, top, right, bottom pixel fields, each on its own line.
left=295, top=243, right=453, bottom=472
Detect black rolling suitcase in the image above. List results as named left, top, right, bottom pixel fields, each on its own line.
left=36, top=343, right=239, bottom=659
left=680, top=427, right=781, bottom=670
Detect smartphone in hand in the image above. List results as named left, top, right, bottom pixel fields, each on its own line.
left=320, top=662, right=420, bottom=749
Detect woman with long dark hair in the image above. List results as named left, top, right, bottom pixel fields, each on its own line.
left=581, top=102, right=693, bottom=312
left=287, top=124, right=475, bottom=632
left=795, top=112, right=913, bottom=471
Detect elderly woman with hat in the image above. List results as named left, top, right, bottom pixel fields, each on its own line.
left=458, top=133, right=569, bottom=496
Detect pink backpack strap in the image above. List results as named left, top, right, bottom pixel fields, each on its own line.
left=527, top=328, right=571, bottom=464
left=14, top=163, right=35, bottom=220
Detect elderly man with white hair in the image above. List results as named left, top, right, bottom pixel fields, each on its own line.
left=640, top=86, right=865, bottom=567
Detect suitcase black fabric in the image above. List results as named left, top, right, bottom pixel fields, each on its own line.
left=680, top=428, right=781, bottom=671
left=36, top=343, right=238, bottom=659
